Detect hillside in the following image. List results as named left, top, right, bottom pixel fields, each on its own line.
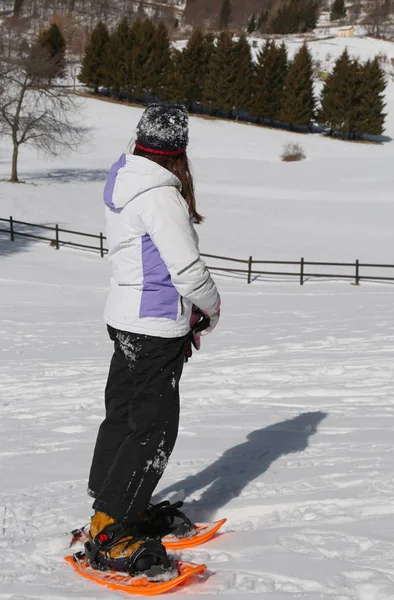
left=0, top=0, right=187, bottom=27
left=2, top=0, right=393, bottom=32
left=1, top=36, right=394, bottom=263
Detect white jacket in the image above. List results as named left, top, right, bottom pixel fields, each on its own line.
left=103, top=154, right=220, bottom=338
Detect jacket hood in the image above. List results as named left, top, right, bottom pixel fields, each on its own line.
left=104, top=153, right=182, bottom=211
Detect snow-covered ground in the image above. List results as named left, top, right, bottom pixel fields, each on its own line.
left=2, top=35, right=394, bottom=599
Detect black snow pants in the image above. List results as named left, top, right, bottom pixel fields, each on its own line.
left=88, top=325, right=186, bottom=524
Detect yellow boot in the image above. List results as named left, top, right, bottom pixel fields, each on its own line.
left=89, top=511, right=144, bottom=559
left=85, top=511, right=170, bottom=575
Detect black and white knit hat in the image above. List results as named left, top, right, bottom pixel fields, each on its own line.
left=136, top=103, right=189, bottom=156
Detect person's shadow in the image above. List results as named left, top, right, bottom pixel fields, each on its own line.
left=158, top=411, right=327, bottom=522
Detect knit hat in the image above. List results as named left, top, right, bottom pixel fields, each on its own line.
left=135, top=103, right=189, bottom=156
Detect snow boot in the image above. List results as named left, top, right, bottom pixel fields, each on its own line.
left=84, top=511, right=171, bottom=576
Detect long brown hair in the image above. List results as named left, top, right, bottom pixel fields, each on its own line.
left=133, top=146, right=204, bottom=224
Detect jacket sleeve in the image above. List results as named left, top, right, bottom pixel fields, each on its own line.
left=139, top=189, right=220, bottom=314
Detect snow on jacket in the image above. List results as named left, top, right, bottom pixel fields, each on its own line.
left=103, top=153, right=220, bottom=338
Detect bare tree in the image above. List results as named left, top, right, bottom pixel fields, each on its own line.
left=0, top=49, right=87, bottom=182
left=364, top=0, right=393, bottom=37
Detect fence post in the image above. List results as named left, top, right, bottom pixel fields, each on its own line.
left=355, top=259, right=360, bottom=285
left=300, top=257, right=304, bottom=286
left=10, top=216, right=14, bottom=242
left=100, top=232, right=104, bottom=258
left=247, top=256, right=253, bottom=284
left=55, top=224, right=59, bottom=250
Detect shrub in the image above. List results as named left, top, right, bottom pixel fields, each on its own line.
left=281, top=142, right=306, bottom=161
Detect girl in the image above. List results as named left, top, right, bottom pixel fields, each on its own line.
left=85, top=104, right=220, bottom=575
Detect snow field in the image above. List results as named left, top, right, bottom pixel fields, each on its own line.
left=2, top=243, right=394, bottom=598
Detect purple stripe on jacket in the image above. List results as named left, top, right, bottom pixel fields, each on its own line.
left=104, top=154, right=127, bottom=210
left=140, top=234, right=179, bottom=320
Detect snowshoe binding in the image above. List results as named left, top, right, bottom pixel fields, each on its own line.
left=139, top=501, right=197, bottom=539
left=84, top=521, right=171, bottom=578
left=70, top=503, right=227, bottom=552
left=66, top=512, right=207, bottom=594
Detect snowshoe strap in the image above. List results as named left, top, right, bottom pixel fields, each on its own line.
left=124, top=538, right=171, bottom=575
left=84, top=522, right=136, bottom=568
left=84, top=532, right=171, bottom=576
left=93, top=522, right=133, bottom=550
left=145, top=501, right=196, bottom=537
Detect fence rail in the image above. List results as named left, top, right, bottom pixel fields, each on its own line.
left=1, top=216, right=394, bottom=285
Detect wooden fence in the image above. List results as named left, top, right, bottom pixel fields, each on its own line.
left=1, top=216, right=394, bottom=285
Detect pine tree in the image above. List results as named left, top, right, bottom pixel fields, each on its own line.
left=204, top=32, right=215, bottom=64
left=166, top=49, right=184, bottom=103
left=270, top=0, right=319, bottom=34
left=231, top=33, right=254, bottom=117
left=34, top=23, right=66, bottom=79
left=318, top=50, right=375, bottom=139
left=149, top=21, right=172, bottom=99
left=358, top=58, right=387, bottom=135
left=253, top=40, right=289, bottom=123
left=219, top=0, right=232, bottom=29
left=319, top=49, right=354, bottom=136
left=203, top=30, right=235, bottom=115
left=164, top=49, right=183, bottom=103
left=305, top=0, right=320, bottom=30
left=105, top=18, right=133, bottom=99
left=131, top=19, right=156, bottom=100
left=330, top=0, right=347, bottom=20
left=173, top=27, right=213, bottom=110
left=279, top=42, right=315, bottom=128
left=257, top=9, right=269, bottom=33
left=79, top=21, right=110, bottom=94
left=345, top=60, right=366, bottom=139
left=247, top=13, right=257, bottom=33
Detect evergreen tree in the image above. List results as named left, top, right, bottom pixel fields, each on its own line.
left=253, top=40, right=289, bottom=123
left=231, top=33, right=254, bottom=117
left=168, top=48, right=185, bottom=105
left=319, top=49, right=355, bottom=137
left=204, top=32, right=216, bottom=64
left=279, top=42, right=315, bottom=128
left=305, top=0, right=320, bottom=30
left=165, top=49, right=184, bottom=103
left=318, top=50, right=375, bottom=139
left=257, top=9, right=270, bottom=33
left=270, top=0, right=319, bottom=34
left=79, top=21, right=110, bottom=94
left=34, top=23, right=66, bottom=79
left=330, top=0, right=347, bottom=20
left=203, top=30, right=235, bottom=114
left=131, top=19, right=156, bottom=99
left=247, top=13, right=257, bottom=33
left=105, top=18, right=133, bottom=99
left=219, top=0, right=232, bottom=29
left=173, top=27, right=213, bottom=110
left=149, top=21, right=172, bottom=98
left=345, top=59, right=367, bottom=138
left=358, top=58, right=387, bottom=135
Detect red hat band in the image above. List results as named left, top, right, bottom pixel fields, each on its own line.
left=135, top=142, right=186, bottom=157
